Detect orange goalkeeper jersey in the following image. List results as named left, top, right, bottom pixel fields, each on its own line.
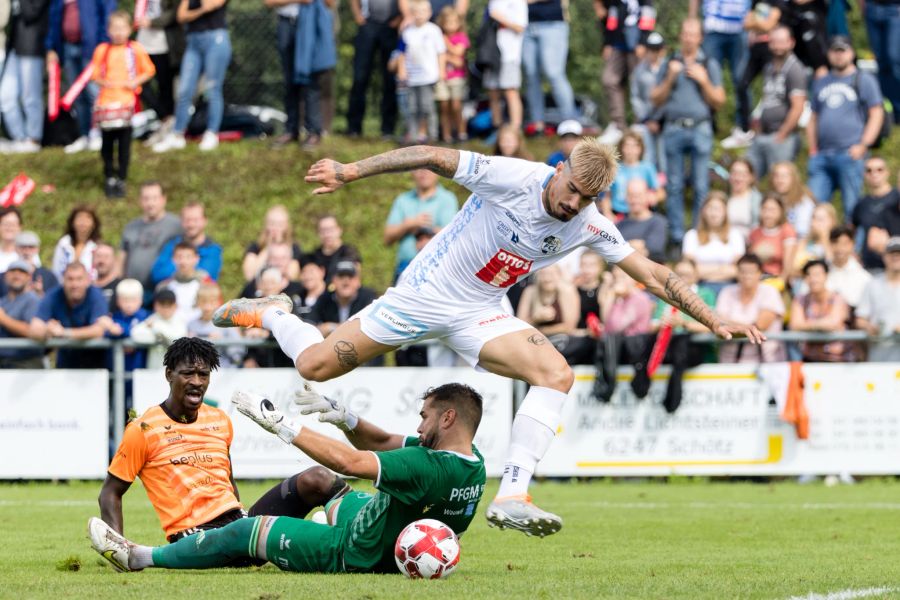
left=108, top=403, right=242, bottom=537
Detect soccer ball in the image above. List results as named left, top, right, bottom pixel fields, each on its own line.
left=394, top=519, right=461, bottom=579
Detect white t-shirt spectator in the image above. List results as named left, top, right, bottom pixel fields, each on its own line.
left=489, top=0, right=528, bottom=63
left=402, top=21, right=446, bottom=87
left=855, top=274, right=900, bottom=362
left=682, top=228, right=745, bottom=268
left=827, top=257, right=871, bottom=308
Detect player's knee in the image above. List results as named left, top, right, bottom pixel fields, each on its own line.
left=531, top=360, right=574, bottom=393
left=295, top=466, right=340, bottom=499
left=295, top=353, right=331, bottom=382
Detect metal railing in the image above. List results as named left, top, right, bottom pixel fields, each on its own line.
left=0, top=331, right=897, bottom=449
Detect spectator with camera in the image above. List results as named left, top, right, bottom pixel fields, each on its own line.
left=651, top=17, right=725, bottom=245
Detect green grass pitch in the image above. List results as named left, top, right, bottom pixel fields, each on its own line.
left=2, top=479, right=899, bottom=599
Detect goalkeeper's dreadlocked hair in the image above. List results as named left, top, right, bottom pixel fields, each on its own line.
left=163, top=337, right=221, bottom=371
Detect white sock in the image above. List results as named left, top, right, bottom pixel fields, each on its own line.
left=496, top=386, right=568, bottom=498
left=262, top=307, right=324, bottom=364
left=130, top=545, right=154, bottom=569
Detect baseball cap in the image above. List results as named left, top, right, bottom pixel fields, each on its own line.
left=885, top=236, right=900, bottom=254
left=646, top=32, right=665, bottom=49
left=153, top=288, right=177, bottom=305
left=828, top=35, right=852, bottom=51
left=15, top=231, right=40, bottom=247
left=334, top=260, right=358, bottom=276
left=556, top=119, right=583, bottom=138
left=6, top=258, right=33, bottom=273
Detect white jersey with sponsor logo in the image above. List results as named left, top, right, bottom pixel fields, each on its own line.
left=397, top=151, right=634, bottom=305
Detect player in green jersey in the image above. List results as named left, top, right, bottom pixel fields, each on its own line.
left=89, top=383, right=487, bottom=574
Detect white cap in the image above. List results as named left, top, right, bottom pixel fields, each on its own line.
left=556, top=119, right=583, bottom=137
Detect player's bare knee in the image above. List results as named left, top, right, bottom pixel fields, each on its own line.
left=295, top=466, right=338, bottom=496
left=295, top=353, right=331, bottom=382
left=532, top=361, right=574, bottom=393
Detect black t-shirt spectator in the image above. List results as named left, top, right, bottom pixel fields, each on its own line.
left=853, top=189, right=900, bottom=270
left=239, top=279, right=306, bottom=309
left=780, top=0, right=828, bottom=71
left=187, top=0, right=227, bottom=32
left=311, top=244, right=362, bottom=283
left=306, top=286, right=378, bottom=326
left=528, top=0, right=563, bottom=21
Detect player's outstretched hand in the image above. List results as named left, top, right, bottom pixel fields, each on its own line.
left=231, top=390, right=301, bottom=444
left=713, top=321, right=766, bottom=344
left=294, top=383, right=359, bottom=432
left=305, top=159, right=348, bottom=195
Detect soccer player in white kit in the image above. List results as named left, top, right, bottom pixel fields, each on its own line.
left=214, top=140, right=764, bottom=537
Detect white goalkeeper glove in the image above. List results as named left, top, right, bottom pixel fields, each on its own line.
left=231, top=390, right=302, bottom=444
left=294, top=382, right=359, bottom=432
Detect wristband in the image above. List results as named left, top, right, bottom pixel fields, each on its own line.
left=276, top=419, right=302, bottom=444
left=341, top=411, right=359, bottom=432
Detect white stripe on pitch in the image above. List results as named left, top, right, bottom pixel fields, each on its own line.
left=566, top=501, right=900, bottom=511
left=787, top=586, right=897, bottom=600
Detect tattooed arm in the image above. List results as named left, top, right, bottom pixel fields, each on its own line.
left=617, top=252, right=766, bottom=343
left=304, top=146, right=461, bottom=194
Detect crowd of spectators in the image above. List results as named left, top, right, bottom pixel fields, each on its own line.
left=0, top=1, right=898, bottom=378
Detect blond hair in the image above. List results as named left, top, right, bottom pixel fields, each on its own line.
left=569, top=138, right=619, bottom=197
left=115, top=278, right=144, bottom=299
left=697, top=191, right=731, bottom=245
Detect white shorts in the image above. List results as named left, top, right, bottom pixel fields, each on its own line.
left=483, top=61, right=522, bottom=90
left=352, top=287, right=532, bottom=368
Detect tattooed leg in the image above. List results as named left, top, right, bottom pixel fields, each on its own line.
left=294, top=318, right=395, bottom=381
left=333, top=341, right=360, bottom=370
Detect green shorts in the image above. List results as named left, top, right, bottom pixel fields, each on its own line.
left=264, top=492, right=374, bottom=573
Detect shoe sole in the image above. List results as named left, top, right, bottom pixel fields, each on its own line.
left=485, top=507, right=563, bottom=538
left=88, top=518, right=130, bottom=572
left=212, top=294, right=293, bottom=328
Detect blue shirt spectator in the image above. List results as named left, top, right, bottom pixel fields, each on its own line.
left=384, top=169, right=458, bottom=278
left=609, top=161, right=659, bottom=215
left=31, top=263, right=109, bottom=368
left=0, top=260, right=43, bottom=367
left=149, top=202, right=222, bottom=284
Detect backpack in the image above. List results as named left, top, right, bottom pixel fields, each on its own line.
left=852, top=70, right=893, bottom=149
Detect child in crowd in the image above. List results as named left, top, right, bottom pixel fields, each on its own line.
left=546, top=120, right=582, bottom=166
left=90, top=11, right=156, bottom=198
left=130, top=288, right=187, bottom=368
left=106, top=278, right=150, bottom=374
left=605, top=131, right=665, bottom=217
left=388, top=41, right=409, bottom=138
left=187, top=282, right=245, bottom=368
left=435, top=6, right=469, bottom=143
left=400, top=0, right=446, bottom=141
left=156, top=242, right=211, bottom=324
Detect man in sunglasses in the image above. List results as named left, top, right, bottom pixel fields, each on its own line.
left=854, top=156, right=900, bottom=271
left=806, top=35, right=885, bottom=220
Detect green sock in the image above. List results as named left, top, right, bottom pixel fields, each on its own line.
left=151, top=517, right=261, bottom=569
